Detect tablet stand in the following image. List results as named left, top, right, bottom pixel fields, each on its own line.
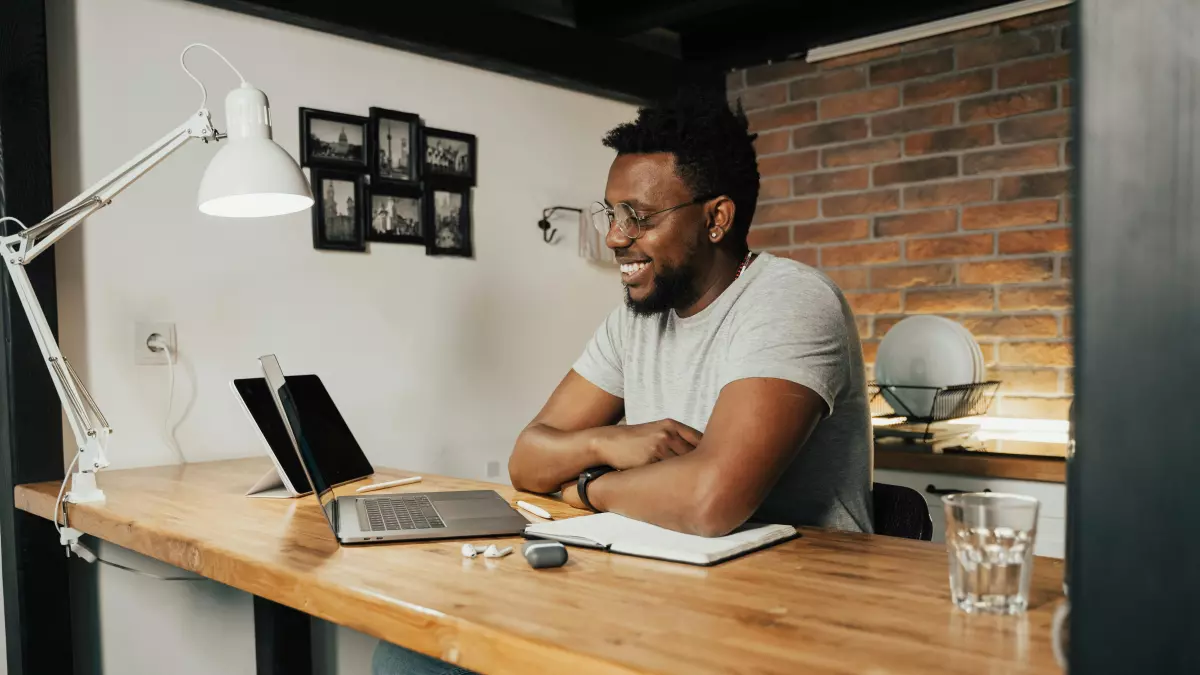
left=245, top=464, right=303, bottom=499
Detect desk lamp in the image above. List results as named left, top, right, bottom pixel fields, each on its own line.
left=0, top=44, right=312, bottom=509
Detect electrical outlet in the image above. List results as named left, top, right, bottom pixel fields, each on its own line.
left=486, top=460, right=501, bottom=478
left=135, top=322, right=176, bottom=365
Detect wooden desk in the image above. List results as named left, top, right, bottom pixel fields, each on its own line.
left=15, top=459, right=1064, bottom=675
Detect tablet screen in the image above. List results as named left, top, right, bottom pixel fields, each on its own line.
left=232, top=375, right=374, bottom=493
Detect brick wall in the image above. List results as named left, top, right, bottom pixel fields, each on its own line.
left=728, top=8, right=1073, bottom=424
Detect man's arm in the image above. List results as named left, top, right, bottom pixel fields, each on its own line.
left=509, top=371, right=623, bottom=494
left=565, top=377, right=827, bottom=537
left=510, top=371, right=706, bottom=494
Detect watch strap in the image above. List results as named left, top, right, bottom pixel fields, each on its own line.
left=576, top=465, right=615, bottom=512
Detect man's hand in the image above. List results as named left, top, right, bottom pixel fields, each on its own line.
left=560, top=481, right=586, bottom=510
left=593, top=420, right=703, bottom=470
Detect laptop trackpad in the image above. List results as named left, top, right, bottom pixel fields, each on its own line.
left=435, top=499, right=506, bottom=520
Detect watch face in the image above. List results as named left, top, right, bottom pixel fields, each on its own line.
left=578, top=466, right=615, bottom=512
left=577, top=470, right=598, bottom=511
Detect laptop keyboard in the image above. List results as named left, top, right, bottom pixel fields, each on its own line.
left=363, top=495, right=446, bottom=532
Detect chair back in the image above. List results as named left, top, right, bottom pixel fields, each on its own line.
left=872, top=482, right=933, bottom=541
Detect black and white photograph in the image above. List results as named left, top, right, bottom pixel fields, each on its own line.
left=311, top=168, right=366, bottom=251
left=300, top=108, right=369, bottom=169
left=368, top=188, right=423, bottom=245
left=425, top=186, right=472, bottom=257
left=369, top=107, right=421, bottom=188
left=422, top=127, right=477, bottom=186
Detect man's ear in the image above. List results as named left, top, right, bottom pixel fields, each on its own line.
left=706, top=196, right=736, bottom=244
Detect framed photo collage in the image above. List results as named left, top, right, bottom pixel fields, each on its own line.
left=300, top=107, right=476, bottom=258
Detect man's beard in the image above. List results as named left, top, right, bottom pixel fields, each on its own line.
left=625, top=259, right=701, bottom=316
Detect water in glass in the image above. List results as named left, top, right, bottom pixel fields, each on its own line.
left=943, top=492, right=1039, bottom=614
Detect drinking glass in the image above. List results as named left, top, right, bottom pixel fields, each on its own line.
left=943, top=492, right=1040, bottom=614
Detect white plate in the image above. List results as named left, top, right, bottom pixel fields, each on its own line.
left=947, top=319, right=985, bottom=383
left=943, top=319, right=985, bottom=414
left=876, top=316, right=978, bottom=417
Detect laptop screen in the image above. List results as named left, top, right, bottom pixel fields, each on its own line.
left=259, top=354, right=338, bottom=534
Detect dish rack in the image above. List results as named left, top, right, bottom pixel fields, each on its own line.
left=868, top=381, right=1000, bottom=433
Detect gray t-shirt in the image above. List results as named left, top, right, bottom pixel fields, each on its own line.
left=572, top=252, right=874, bottom=533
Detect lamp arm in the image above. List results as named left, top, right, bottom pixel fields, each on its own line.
left=0, top=107, right=220, bottom=503
left=8, top=108, right=219, bottom=265
left=1, top=259, right=108, bottom=501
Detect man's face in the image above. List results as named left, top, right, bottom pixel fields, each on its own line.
left=603, top=153, right=710, bottom=315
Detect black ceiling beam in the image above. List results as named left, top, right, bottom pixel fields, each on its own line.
left=678, top=0, right=1013, bottom=71
left=572, top=0, right=748, bottom=37
left=184, top=0, right=697, bottom=104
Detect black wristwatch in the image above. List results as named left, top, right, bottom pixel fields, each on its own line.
left=577, top=465, right=616, bottom=512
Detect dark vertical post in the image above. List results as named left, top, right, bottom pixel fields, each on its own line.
left=0, top=1, right=75, bottom=674
left=254, top=596, right=313, bottom=675
left=1073, top=0, right=1200, bottom=672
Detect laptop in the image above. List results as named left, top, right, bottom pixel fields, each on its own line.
left=258, top=354, right=528, bottom=544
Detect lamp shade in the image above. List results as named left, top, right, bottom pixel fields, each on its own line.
left=197, top=83, right=313, bottom=218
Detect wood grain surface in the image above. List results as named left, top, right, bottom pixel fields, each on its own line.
left=15, top=459, right=1065, bottom=675
left=876, top=446, right=1067, bottom=483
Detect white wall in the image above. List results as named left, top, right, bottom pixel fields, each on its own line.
left=44, top=0, right=634, bottom=672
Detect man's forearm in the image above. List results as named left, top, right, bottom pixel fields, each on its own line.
left=586, top=454, right=743, bottom=537
left=509, top=423, right=606, bottom=494
left=568, top=380, right=825, bottom=537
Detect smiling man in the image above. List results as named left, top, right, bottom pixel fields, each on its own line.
left=375, top=88, right=875, bottom=675
left=508, top=88, right=874, bottom=536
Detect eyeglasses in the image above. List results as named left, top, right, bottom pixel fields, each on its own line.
left=590, top=195, right=713, bottom=240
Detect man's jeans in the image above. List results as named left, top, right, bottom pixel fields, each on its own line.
left=372, top=641, right=477, bottom=675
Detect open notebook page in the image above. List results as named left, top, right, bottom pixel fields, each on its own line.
left=525, top=512, right=797, bottom=566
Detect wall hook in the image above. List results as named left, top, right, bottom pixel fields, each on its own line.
left=537, top=218, right=557, bottom=244
left=539, top=206, right=583, bottom=245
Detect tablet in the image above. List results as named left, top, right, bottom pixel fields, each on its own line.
left=232, top=375, right=374, bottom=496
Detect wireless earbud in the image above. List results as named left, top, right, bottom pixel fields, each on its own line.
left=484, top=544, right=513, bottom=559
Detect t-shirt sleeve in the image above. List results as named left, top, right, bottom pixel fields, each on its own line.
left=571, top=305, right=627, bottom=399
left=720, top=274, right=850, bottom=414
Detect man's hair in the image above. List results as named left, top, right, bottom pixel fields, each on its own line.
left=602, top=88, right=760, bottom=240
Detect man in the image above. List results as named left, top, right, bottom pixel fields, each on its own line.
left=373, top=88, right=872, bottom=675
left=509, top=88, right=873, bottom=536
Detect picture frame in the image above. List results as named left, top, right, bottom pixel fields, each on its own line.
left=367, top=184, right=424, bottom=245
left=368, top=107, right=421, bottom=188
left=299, top=108, right=369, bottom=170
left=311, top=168, right=367, bottom=252
left=425, top=184, right=473, bottom=258
left=421, top=127, right=477, bottom=186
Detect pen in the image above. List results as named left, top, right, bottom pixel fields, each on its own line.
left=355, top=476, right=422, bottom=493
left=516, top=500, right=552, bottom=520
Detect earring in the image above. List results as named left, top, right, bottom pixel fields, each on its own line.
left=710, top=230, right=720, bottom=239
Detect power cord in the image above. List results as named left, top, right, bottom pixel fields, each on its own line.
left=93, top=556, right=204, bottom=582
left=53, top=452, right=81, bottom=537
left=147, top=333, right=187, bottom=464
left=0, top=215, right=29, bottom=231
left=47, top=332, right=200, bottom=579
left=54, top=450, right=199, bottom=580
left=179, top=43, right=246, bottom=110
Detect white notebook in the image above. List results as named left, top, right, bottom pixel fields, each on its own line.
left=524, top=512, right=798, bottom=566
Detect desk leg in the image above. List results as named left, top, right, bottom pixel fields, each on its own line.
left=253, top=596, right=313, bottom=675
